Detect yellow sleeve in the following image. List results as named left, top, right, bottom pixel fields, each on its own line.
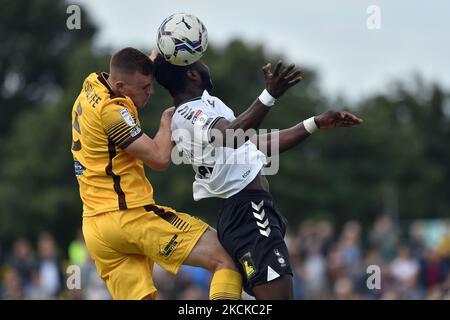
left=100, top=103, right=143, bottom=149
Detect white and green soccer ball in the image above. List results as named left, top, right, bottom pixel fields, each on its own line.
left=157, top=13, right=208, bottom=66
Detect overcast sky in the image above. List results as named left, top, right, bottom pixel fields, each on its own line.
left=74, top=0, right=450, bottom=101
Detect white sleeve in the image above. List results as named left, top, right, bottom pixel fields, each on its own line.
left=213, top=97, right=236, bottom=121
left=175, top=104, right=224, bottom=144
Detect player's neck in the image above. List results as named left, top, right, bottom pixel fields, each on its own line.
left=173, top=89, right=203, bottom=107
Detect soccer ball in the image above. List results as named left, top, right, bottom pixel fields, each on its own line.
left=157, top=13, right=208, bottom=66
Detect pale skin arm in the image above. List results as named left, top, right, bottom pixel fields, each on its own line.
left=124, top=107, right=175, bottom=171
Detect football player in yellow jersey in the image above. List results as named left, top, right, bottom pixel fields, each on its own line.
left=71, top=47, right=242, bottom=300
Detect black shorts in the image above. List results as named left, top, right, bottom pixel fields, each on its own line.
left=217, top=189, right=293, bottom=296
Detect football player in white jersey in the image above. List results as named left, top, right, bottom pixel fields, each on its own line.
left=154, top=54, right=362, bottom=299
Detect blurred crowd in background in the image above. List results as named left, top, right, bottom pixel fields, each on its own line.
left=1, top=213, right=449, bottom=300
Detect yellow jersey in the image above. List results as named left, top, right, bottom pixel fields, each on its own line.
left=71, top=72, right=154, bottom=217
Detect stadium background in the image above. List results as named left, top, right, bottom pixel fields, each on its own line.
left=0, top=0, right=449, bottom=299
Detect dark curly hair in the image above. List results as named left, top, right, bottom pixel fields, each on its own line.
left=153, top=54, right=192, bottom=95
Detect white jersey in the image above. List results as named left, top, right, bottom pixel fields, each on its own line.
left=171, top=90, right=267, bottom=201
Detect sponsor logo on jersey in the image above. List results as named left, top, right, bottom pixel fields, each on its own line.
left=119, top=108, right=136, bottom=127
left=239, top=252, right=256, bottom=279
left=192, top=109, right=208, bottom=126
left=130, top=126, right=142, bottom=137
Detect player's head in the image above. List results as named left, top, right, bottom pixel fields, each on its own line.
left=153, top=54, right=212, bottom=98
left=109, top=47, right=154, bottom=108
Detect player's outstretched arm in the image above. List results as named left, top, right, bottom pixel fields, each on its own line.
left=314, top=110, right=363, bottom=129
left=211, top=61, right=303, bottom=147
left=124, top=107, right=175, bottom=171
left=252, top=110, right=363, bottom=156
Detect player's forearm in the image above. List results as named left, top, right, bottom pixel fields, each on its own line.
left=211, top=99, right=270, bottom=148
left=124, top=132, right=171, bottom=171
left=152, top=125, right=173, bottom=169
left=227, top=60, right=303, bottom=132
left=226, top=99, right=270, bottom=131
left=251, top=122, right=311, bottom=156
left=278, top=123, right=311, bottom=153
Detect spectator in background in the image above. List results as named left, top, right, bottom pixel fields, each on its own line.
left=66, top=229, right=111, bottom=300
left=303, top=241, right=328, bottom=298
left=68, top=229, right=88, bottom=267
left=1, top=268, right=23, bottom=299
left=408, top=221, right=426, bottom=258
left=316, top=220, right=335, bottom=257
left=8, top=238, right=37, bottom=295
left=296, top=220, right=316, bottom=260
left=36, top=232, right=64, bottom=299
left=389, top=244, right=422, bottom=299
left=178, top=285, right=208, bottom=300
left=339, top=221, right=363, bottom=281
left=333, top=275, right=361, bottom=300
left=24, top=269, right=48, bottom=300
left=369, top=213, right=398, bottom=261
left=419, top=248, right=441, bottom=290
left=2, top=216, right=450, bottom=300
left=82, top=261, right=112, bottom=300
left=178, top=265, right=211, bottom=295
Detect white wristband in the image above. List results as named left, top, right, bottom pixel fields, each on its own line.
left=258, top=89, right=276, bottom=107
left=303, top=117, right=318, bottom=134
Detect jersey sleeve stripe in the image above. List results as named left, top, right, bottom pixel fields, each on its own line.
left=207, top=116, right=224, bottom=143
left=103, top=114, right=137, bottom=131
left=118, top=130, right=143, bottom=149
left=105, top=122, right=130, bottom=137
left=114, top=129, right=134, bottom=143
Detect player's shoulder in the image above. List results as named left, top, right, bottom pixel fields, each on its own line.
left=88, top=72, right=134, bottom=111
left=179, top=91, right=227, bottom=114
left=200, top=90, right=226, bottom=109
left=102, top=96, right=134, bottom=111
left=100, top=99, right=138, bottom=131
left=201, top=90, right=234, bottom=114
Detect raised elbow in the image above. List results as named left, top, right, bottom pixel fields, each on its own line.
left=159, top=160, right=172, bottom=171
left=151, top=158, right=171, bottom=171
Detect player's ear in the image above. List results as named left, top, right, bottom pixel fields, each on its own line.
left=115, top=80, right=126, bottom=94
left=186, top=69, right=201, bottom=82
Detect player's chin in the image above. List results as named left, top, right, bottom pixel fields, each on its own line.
left=138, top=98, right=150, bottom=109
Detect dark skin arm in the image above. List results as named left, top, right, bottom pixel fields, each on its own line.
left=251, top=110, right=364, bottom=156
left=210, top=61, right=304, bottom=147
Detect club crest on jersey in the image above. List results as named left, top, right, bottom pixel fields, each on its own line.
left=119, top=108, right=136, bottom=127
left=192, top=109, right=208, bottom=126
left=274, top=249, right=287, bottom=267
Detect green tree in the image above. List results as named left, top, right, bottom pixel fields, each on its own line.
left=0, top=0, right=96, bottom=135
